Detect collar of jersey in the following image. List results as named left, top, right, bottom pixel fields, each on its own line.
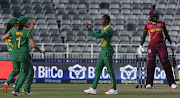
left=150, top=21, right=157, bottom=24
left=23, top=27, right=27, bottom=29
left=103, top=24, right=111, bottom=30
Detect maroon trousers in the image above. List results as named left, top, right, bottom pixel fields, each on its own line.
left=146, top=42, right=175, bottom=86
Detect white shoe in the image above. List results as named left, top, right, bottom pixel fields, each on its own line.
left=171, top=84, right=178, bottom=89
left=105, top=89, right=118, bottom=95
left=12, top=91, right=20, bottom=96
left=146, top=84, right=152, bottom=89
left=12, top=84, right=16, bottom=89
left=84, top=87, right=97, bottom=94
left=21, top=89, right=32, bottom=95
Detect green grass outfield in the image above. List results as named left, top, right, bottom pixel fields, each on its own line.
left=0, top=84, right=180, bottom=98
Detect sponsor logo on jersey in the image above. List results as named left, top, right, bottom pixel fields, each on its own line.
left=148, top=49, right=151, bottom=53
left=157, top=23, right=161, bottom=26
left=153, top=11, right=157, bottom=14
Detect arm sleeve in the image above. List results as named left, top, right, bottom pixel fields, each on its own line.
left=88, top=29, right=108, bottom=38
left=144, top=24, right=148, bottom=32
left=27, top=30, right=33, bottom=39
left=96, top=29, right=101, bottom=34
left=7, top=28, right=13, bottom=37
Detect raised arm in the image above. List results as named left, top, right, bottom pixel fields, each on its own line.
left=85, top=23, right=107, bottom=38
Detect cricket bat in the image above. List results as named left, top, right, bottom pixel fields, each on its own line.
left=171, top=49, right=179, bottom=81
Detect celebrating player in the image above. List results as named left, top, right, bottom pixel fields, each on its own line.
left=137, top=6, right=178, bottom=89
left=2, top=17, right=19, bottom=93
left=12, top=20, right=35, bottom=95
left=2, top=16, right=45, bottom=96
left=84, top=15, right=118, bottom=95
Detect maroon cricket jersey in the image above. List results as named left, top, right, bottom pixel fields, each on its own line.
left=144, top=21, right=166, bottom=44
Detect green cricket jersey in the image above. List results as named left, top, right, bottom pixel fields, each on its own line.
left=6, top=38, right=13, bottom=59
left=7, top=27, right=33, bottom=56
left=88, top=24, right=114, bottom=49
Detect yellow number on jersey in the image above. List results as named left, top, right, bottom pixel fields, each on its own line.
left=16, top=36, right=21, bottom=48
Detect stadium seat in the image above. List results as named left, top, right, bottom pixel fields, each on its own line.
left=79, top=0, right=89, bottom=4
left=44, top=45, right=54, bottom=52
left=109, top=4, right=120, bottom=9
left=132, top=9, right=141, bottom=15
left=21, top=0, right=31, bottom=3
left=170, top=26, right=179, bottom=31
left=112, top=36, right=119, bottom=44
left=121, top=0, right=131, bottom=4
left=168, top=0, right=177, bottom=4
left=110, top=0, right=120, bottom=4
left=47, top=19, right=57, bottom=25
left=126, top=47, right=136, bottom=53
left=60, top=25, right=71, bottom=31
left=132, top=4, right=141, bottom=9
left=38, top=24, right=48, bottom=30
left=93, top=46, right=101, bottom=53
left=119, top=36, right=130, bottom=44
left=121, top=4, right=131, bottom=9
left=56, top=8, right=67, bottom=15
left=158, top=0, right=167, bottom=4
left=86, top=36, right=96, bottom=44
left=99, top=9, right=109, bottom=15
left=142, top=4, right=151, bottom=9
left=131, top=36, right=141, bottom=44
left=114, top=19, right=124, bottom=25
left=121, top=9, right=131, bottom=15
left=72, top=19, right=82, bottom=25
left=142, top=9, right=151, bottom=15
left=114, top=25, right=124, bottom=31
left=81, top=46, right=91, bottom=53
left=36, top=19, right=46, bottom=25
left=48, top=25, right=59, bottom=30
left=175, top=8, right=180, bottom=15
left=65, top=35, right=75, bottom=43
left=76, top=36, right=86, bottom=43
left=142, top=0, right=151, bottom=4
left=89, top=0, right=99, bottom=4
left=70, top=46, right=81, bottom=53
left=89, top=9, right=99, bottom=15
left=82, top=20, right=92, bottom=25
left=118, top=46, right=126, bottom=53
left=54, top=45, right=65, bottom=52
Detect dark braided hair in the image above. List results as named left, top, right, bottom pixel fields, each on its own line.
left=103, top=15, right=110, bottom=24
left=4, top=23, right=13, bottom=34
left=18, top=22, right=25, bottom=31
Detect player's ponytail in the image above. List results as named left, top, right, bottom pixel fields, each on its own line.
left=152, top=5, right=156, bottom=10
left=18, top=22, right=25, bottom=31
left=4, top=23, right=13, bottom=34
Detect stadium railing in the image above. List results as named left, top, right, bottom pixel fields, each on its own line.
left=0, top=43, right=179, bottom=61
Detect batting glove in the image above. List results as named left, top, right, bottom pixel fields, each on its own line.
left=170, top=42, right=176, bottom=50
left=137, top=45, right=144, bottom=56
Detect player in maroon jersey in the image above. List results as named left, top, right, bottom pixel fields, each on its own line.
left=137, top=8, right=178, bottom=89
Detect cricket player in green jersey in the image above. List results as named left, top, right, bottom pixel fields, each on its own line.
left=2, top=17, right=19, bottom=93
left=84, top=15, right=118, bottom=95
left=12, top=20, right=36, bottom=95
left=2, top=17, right=35, bottom=95
left=2, top=16, right=44, bottom=96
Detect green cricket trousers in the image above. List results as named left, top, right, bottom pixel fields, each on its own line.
left=92, top=48, right=116, bottom=90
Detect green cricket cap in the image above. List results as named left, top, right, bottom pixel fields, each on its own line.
left=8, top=17, right=18, bottom=25
left=18, top=16, right=29, bottom=23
